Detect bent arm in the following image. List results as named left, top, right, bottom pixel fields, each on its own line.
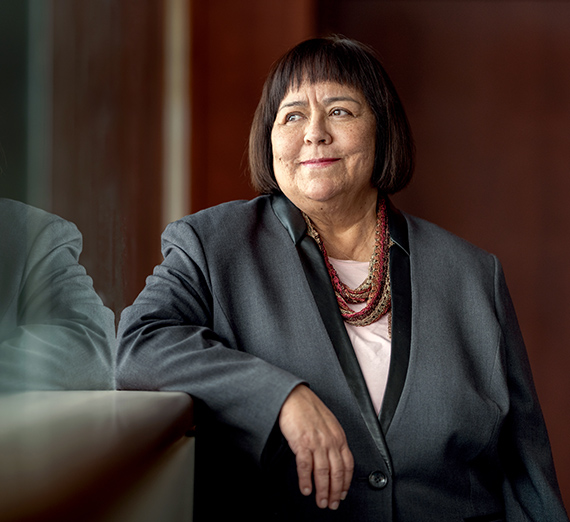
left=116, top=220, right=304, bottom=461
left=117, top=219, right=355, bottom=507
left=0, top=217, right=115, bottom=391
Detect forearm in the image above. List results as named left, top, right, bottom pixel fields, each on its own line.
left=117, top=302, right=304, bottom=460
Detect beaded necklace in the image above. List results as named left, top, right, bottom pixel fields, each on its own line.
left=303, top=198, right=391, bottom=328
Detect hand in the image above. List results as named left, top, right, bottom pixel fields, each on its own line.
left=278, top=385, right=354, bottom=510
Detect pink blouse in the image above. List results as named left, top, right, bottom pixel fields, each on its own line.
left=329, top=258, right=392, bottom=415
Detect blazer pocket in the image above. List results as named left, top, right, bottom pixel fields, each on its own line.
left=464, top=512, right=504, bottom=522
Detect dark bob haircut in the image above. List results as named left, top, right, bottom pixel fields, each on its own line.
left=249, top=35, right=415, bottom=195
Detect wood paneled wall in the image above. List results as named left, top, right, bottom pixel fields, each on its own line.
left=51, top=0, right=165, bottom=312
left=50, top=0, right=316, bottom=310
left=319, top=0, right=570, bottom=507
left=189, top=0, right=316, bottom=212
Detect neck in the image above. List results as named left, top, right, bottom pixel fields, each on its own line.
left=303, top=193, right=379, bottom=262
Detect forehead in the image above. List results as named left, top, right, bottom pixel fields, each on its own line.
left=278, top=80, right=367, bottom=108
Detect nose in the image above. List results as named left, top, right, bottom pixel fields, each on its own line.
left=304, top=115, right=331, bottom=145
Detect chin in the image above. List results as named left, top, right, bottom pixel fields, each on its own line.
left=299, top=192, right=338, bottom=207
left=302, top=179, right=341, bottom=202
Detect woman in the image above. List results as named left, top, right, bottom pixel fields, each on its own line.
left=117, top=37, right=568, bottom=521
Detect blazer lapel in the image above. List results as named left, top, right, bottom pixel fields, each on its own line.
left=380, top=201, right=412, bottom=434
left=271, top=194, right=396, bottom=472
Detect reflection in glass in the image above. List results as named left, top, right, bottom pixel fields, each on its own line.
left=0, top=198, right=115, bottom=390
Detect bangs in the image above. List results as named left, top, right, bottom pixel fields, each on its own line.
left=282, top=46, right=361, bottom=92
left=269, top=38, right=374, bottom=102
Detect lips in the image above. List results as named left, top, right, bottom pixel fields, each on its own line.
left=300, top=158, right=340, bottom=167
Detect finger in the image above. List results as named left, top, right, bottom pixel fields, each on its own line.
left=312, top=447, right=331, bottom=509
left=340, top=445, right=354, bottom=501
left=295, top=447, right=314, bottom=497
left=327, top=448, right=346, bottom=510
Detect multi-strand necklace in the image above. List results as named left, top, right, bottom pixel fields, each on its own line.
left=303, top=198, right=391, bottom=327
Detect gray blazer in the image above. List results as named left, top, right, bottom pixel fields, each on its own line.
left=0, top=198, right=115, bottom=390
left=117, top=194, right=568, bottom=521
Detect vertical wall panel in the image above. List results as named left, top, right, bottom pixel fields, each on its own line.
left=0, top=1, right=28, bottom=202
left=51, top=0, right=164, bottom=312
left=189, top=0, right=316, bottom=212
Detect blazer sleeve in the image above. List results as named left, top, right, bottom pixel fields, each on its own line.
left=493, top=257, right=569, bottom=521
left=116, top=219, right=304, bottom=462
left=0, top=214, right=115, bottom=391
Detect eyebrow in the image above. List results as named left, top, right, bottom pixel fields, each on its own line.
left=277, top=96, right=362, bottom=111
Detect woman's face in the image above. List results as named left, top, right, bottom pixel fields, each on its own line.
left=271, top=81, right=376, bottom=213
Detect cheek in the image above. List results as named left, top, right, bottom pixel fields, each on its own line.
left=271, top=127, right=299, bottom=163
left=271, top=136, right=288, bottom=183
left=272, top=152, right=292, bottom=187
left=352, top=136, right=376, bottom=169
left=351, top=123, right=375, bottom=150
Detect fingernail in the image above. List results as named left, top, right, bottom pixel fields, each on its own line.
left=330, top=501, right=339, bottom=510
left=319, top=499, right=328, bottom=509
left=303, top=488, right=311, bottom=496
left=340, top=491, right=348, bottom=500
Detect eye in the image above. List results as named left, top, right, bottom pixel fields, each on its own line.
left=330, top=108, right=351, bottom=117
left=285, top=112, right=303, bottom=123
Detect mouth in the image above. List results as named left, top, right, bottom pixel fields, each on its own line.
left=300, top=158, right=340, bottom=167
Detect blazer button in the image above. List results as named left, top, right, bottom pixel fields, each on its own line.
left=368, top=470, right=388, bottom=489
